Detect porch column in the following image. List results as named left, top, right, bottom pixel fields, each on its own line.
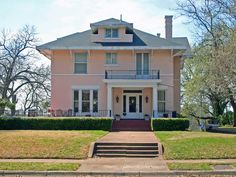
left=152, top=86, right=158, bottom=117
left=107, top=86, right=112, bottom=117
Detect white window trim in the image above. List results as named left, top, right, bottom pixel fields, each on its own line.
left=72, top=88, right=99, bottom=115
left=74, top=53, right=88, bottom=74
left=136, top=53, right=150, bottom=75
left=104, top=64, right=119, bottom=67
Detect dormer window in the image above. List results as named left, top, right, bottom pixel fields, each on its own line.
left=105, top=28, right=118, bottom=38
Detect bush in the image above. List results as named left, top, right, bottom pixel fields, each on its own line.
left=152, top=118, right=189, bottom=131
left=0, top=117, right=112, bottom=131
left=217, top=112, right=234, bottom=126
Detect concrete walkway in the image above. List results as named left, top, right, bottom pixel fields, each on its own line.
left=96, top=131, right=159, bottom=143
left=79, top=131, right=169, bottom=172
left=78, top=157, right=169, bottom=172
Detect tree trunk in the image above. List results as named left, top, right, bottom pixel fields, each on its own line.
left=0, top=107, right=5, bottom=115
left=229, top=96, right=236, bottom=127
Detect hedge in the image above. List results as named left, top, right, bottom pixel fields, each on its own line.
left=152, top=118, right=189, bottom=131
left=0, top=117, right=112, bottom=131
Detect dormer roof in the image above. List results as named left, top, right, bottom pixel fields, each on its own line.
left=90, top=18, right=133, bottom=31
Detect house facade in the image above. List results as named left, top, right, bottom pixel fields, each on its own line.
left=37, top=16, right=190, bottom=118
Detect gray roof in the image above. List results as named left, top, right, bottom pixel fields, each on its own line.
left=37, top=18, right=190, bottom=52
left=90, top=18, right=133, bottom=30
left=171, top=37, right=191, bottom=57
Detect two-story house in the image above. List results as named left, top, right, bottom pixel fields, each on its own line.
left=37, top=16, right=190, bottom=118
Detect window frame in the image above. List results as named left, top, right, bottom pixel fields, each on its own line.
left=73, top=89, right=99, bottom=114
left=74, top=53, right=88, bottom=74
left=105, top=28, right=119, bottom=38
left=105, top=53, right=117, bottom=65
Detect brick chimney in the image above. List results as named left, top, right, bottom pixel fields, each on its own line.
left=165, top=15, right=173, bottom=39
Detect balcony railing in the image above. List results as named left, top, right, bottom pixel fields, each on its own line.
left=105, top=70, right=160, bottom=80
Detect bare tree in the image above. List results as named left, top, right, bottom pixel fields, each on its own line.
left=0, top=25, right=49, bottom=115
left=19, top=65, right=50, bottom=115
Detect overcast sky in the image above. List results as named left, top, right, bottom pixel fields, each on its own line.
left=0, top=0, right=192, bottom=63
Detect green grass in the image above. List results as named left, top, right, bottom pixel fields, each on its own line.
left=0, top=162, right=80, bottom=171
left=0, top=130, right=107, bottom=159
left=156, top=131, right=236, bottom=159
left=167, top=163, right=212, bottom=171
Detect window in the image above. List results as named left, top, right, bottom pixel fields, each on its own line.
left=158, top=90, right=166, bottom=112
left=74, top=53, right=87, bottom=74
left=73, top=89, right=99, bottom=114
left=106, top=53, right=117, bottom=64
left=93, top=90, right=98, bottom=112
left=105, top=28, right=118, bottom=38
left=136, top=53, right=149, bottom=75
left=73, top=90, right=79, bottom=113
left=82, top=90, right=90, bottom=112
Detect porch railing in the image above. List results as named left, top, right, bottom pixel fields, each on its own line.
left=5, top=109, right=111, bottom=117
left=105, top=70, right=160, bottom=79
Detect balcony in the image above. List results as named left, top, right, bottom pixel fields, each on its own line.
left=105, top=70, right=160, bottom=80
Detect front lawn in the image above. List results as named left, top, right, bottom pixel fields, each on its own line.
left=156, top=131, right=236, bottom=159
left=167, top=162, right=212, bottom=171
left=0, top=130, right=107, bottom=159
left=0, top=162, right=80, bottom=171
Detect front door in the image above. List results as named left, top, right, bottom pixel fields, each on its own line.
left=129, top=96, right=136, bottom=113
left=123, top=93, right=143, bottom=119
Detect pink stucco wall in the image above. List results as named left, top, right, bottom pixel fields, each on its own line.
left=50, top=49, right=180, bottom=114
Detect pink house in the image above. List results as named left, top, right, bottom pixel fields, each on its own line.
left=37, top=16, right=190, bottom=118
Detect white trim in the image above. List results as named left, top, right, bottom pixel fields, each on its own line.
left=153, top=86, right=158, bottom=118
left=78, top=90, right=82, bottom=113
left=123, top=92, right=143, bottom=119
left=104, top=79, right=161, bottom=87
left=89, top=90, right=93, bottom=113
left=104, top=64, right=119, bottom=67
left=41, top=46, right=187, bottom=50
left=52, top=73, right=104, bottom=76
left=72, top=85, right=100, bottom=90
left=52, top=73, right=172, bottom=77
left=107, top=86, right=112, bottom=117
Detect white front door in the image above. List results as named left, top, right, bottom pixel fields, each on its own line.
left=124, top=93, right=143, bottom=119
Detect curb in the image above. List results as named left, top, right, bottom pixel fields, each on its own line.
left=0, top=170, right=236, bottom=176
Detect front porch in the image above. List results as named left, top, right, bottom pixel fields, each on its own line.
left=104, top=80, right=160, bottom=119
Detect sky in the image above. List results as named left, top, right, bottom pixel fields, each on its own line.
left=0, top=0, right=193, bottom=63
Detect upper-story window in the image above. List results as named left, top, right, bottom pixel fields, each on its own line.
left=74, top=53, right=87, bottom=74
left=106, top=53, right=117, bottom=64
left=105, top=28, right=118, bottom=38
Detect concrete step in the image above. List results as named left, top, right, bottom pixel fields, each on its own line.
left=94, top=141, right=160, bottom=158
left=95, top=153, right=158, bottom=158
left=96, top=149, right=158, bottom=154
left=96, top=142, right=158, bottom=146
left=96, top=145, right=158, bottom=150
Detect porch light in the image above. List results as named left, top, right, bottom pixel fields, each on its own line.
left=116, top=96, right=119, bottom=103
left=145, top=96, right=149, bottom=103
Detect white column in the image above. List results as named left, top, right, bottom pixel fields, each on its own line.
left=89, top=90, right=93, bottom=114
left=107, top=86, right=112, bottom=117
left=153, top=86, right=158, bottom=118
left=79, top=90, right=82, bottom=114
